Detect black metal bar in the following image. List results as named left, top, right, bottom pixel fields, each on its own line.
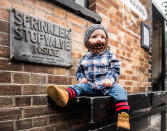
left=161, top=110, right=166, bottom=131
left=131, top=104, right=167, bottom=122
left=162, top=20, right=166, bottom=91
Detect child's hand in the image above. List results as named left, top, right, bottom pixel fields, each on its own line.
left=102, top=79, right=113, bottom=87
left=79, top=78, right=88, bottom=83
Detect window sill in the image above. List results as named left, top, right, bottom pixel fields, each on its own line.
left=46, top=0, right=102, bottom=23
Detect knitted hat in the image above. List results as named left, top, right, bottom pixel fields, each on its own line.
left=84, top=24, right=108, bottom=46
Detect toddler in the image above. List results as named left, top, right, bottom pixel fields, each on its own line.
left=47, top=24, right=130, bottom=130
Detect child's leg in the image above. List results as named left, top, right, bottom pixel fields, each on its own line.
left=67, top=83, right=101, bottom=99
left=47, top=83, right=100, bottom=107
left=107, top=83, right=130, bottom=130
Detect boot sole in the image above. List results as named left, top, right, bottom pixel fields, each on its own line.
left=117, top=125, right=130, bottom=130
left=47, top=85, right=67, bottom=107
left=117, top=127, right=130, bottom=131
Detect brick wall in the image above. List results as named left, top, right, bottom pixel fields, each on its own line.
left=0, top=0, right=152, bottom=130
left=89, top=0, right=152, bottom=93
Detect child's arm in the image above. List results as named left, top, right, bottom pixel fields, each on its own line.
left=76, top=61, right=88, bottom=83
left=104, top=54, right=120, bottom=87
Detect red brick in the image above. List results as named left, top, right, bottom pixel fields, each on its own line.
left=127, top=76, right=131, bottom=80
left=108, top=26, right=118, bottom=35
left=25, top=126, right=55, bottom=131
left=127, top=52, right=131, bottom=58
left=110, top=19, right=117, bottom=27
left=69, top=67, right=76, bottom=76
left=13, top=73, right=30, bottom=84
left=31, top=74, right=46, bottom=84
left=47, top=15, right=70, bottom=28
left=33, top=117, right=47, bottom=127
left=0, top=33, right=9, bottom=45
left=109, top=39, right=119, bottom=47
left=89, top=3, right=96, bottom=12
left=0, top=0, right=12, bottom=9
left=0, top=85, right=21, bottom=95
left=72, top=51, right=82, bottom=59
left=72, top=77, right=78, bottom=85
left=96, top=4, right=107, bottom=15
left=0, top=8, right=9, bottom=21
left=0, top=59, right=22, bottom=71
left=54, top=67, right=69, bottom=75
left=124, top=81, right=132, bottom=86
left=129, top=30, right=139, bottom=39
left=124, top=57, right=132, bottom=63
left=117, top=23, right=126, bottom=33
left=132, top=65, right=139, bottom=71
left=32, top=96, right=47, bottom=105
left=19, top=0, right=34, bottom=5
left=16, top=119, right=32, bottom=130
left=0, top=97, right=13, bottom=108
left=132, top=76, right=139, bottom=81
left=121, top=63, right=127, bottom=68
left=110, top=1, right=119, bottom=9
left=71, top=24, right=84, bottom=33
left=0, top=20, right=9, bottom=33
left=139, top=87, right=145, bottom=93
left=96, top=0, right=110, bottom=9
left=49, top=115, right=61, bottom=124
left=131, top=10, right=139, bottom=19
left=0, top=72, right=11, bottom=83
left=121, top=50, right=126, bottom=56
left=24, top=64, right=54, bottom=74
left=119, top=75, right=126, bottom=80
left=144, top=64, right=149, bottom=69
left=89, top=0, right=96, bottom=6
left=109, top=13, right=123, bottom=24
left=72, top=32, right=83, bottom=43
left=34, top=0, right=54, bottom=14
left=116, top=11, right=123, bottom=19
left=0, top=108, right=22, bottom=120
left=15, top=97, right=31, bottom=107
left=0, top=121, right=13, bottom=131
left=139, top=67, right=145, bottom=72
left=48, top=76, right=73, bottom=85
left=134, top=87, right=139, bottom=93
left=54, top=7, right=66, bottom=18
left=125, top=45, right=133, bottom=52
left=22, top=85, right=46, bottom=95
left=126, top=87, right=133, bottom=94
left=13, top=0, right=32, bottom=14
left=72, top=59, right=80, bottom=68
left=23, top=106, right=55, bottom=118
left=127, top=41, right=131, bottom=47
left=66, top=12, right=86, bottom=26
left=56, top=123, right=69, bottom=131
left=32, top=7, right=47, bottom=20
left=0, top=46, right=9, bottom=58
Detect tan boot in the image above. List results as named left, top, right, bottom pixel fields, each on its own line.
left=117, top=112, right=130, bottom=130
left=47, top=85, right=69, bottom=107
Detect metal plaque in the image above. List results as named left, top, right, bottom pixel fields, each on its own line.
left=10, top=9, right=72, bottom=67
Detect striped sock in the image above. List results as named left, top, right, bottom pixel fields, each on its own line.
left=66, top=88, right=76, bottom=100
left=115, top=100, right=130, bottom=114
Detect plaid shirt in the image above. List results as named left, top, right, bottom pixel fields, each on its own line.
left=76, top=48, right=120, bottom=90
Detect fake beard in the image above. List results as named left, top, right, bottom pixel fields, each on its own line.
left=86, top=40, right=108, bottom=54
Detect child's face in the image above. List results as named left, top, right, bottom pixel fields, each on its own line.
left=88, top=29, right=106, bottom=44
left=86, top=29, right=108, bottom=54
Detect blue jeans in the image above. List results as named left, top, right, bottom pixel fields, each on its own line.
left=69, top=83, right=127, bottom=102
